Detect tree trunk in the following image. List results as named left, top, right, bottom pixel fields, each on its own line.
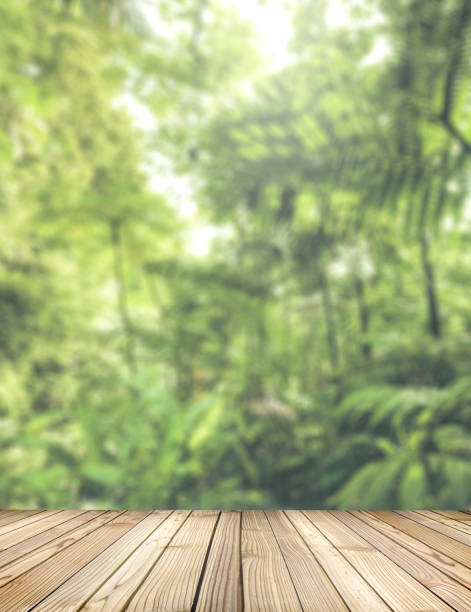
left=420, top=232, right=441, bottom=339
left=246, top=297, right=266, bottom=397
left=319, top=268, right=339, bottom=372
left=109, top=220, right=137, bottom=376
left=190, top=0, right=208, bottom=68
left=354, top=277, right=372, bottom=358
left=173, top=326, right=193, bottom=402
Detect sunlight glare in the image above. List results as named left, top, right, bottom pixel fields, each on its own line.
left=225, top=0, right=293, bottom=71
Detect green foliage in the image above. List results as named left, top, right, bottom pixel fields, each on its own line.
left=0, top=0, right=471, bottom=510
left=331, top=375, right=471, bottom=508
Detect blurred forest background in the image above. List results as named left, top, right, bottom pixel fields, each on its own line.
left=1, top=0, right=471, bottom=510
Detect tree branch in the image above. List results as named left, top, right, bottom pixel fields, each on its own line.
left=437, top=0, right=471, bottom=153
left=438, top=115, right=471, bottom=154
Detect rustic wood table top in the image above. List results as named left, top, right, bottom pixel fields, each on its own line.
left=0, top=509, right=469, bottom=610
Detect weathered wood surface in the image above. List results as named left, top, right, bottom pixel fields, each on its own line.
left=0, top=510, right=468, bottom=611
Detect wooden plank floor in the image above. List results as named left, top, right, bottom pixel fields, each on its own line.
left=0, top=510, right=469, bottom=610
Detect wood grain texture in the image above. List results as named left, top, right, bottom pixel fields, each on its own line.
left=434, top=511, right=471, bottom=522
left=126, top=510, right=219, bottom=612
left=0, top=509, right=469, bottom=611
left=0, top=510, right=104, bottom=570
left=266, top=510, right=347, bottom=612
left=0, top=511, right=116, bottom=589
left=0, top=511, right=42, bottom=529
left=35, top=510, right=167, bottom=611
left=0, top=510, right=82, bottom=553
left=287, top=510, right=389, bottom=611
left=305, top=511, right=452, bottom=611
left=0, top=511, right=129, bottom=611
left=427, top=511, right=471, bottom=536
left=83, top=510, right=190, bottom=611
left=336, top=510, right=471, bottom=612
left=0, top=511, right=59, bottom=546
left=399, top=510, right=471, bottom=545
left=359, top=511, right=471, bottom=588
left=195, top=510, right=241, bottom=612
left=242, top=510, right=302, bottom=612
left=369, top=511, right=471, bottom=568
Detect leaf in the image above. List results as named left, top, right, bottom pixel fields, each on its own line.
left=331, top=455, right=405, bottom=509
left=188, top=395, right=223, bottom=451
left=441, top=457, right=471, bottom=508
left=82, top=463, right=122, bottom=487
left=399, top=462, right=428, bottom=508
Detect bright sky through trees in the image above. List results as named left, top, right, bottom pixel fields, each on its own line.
left=227, top=0, right=292, bottom=69
left=134, top=0, right=391, bottom=256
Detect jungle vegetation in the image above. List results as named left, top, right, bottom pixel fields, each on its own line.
left=1, top=0, right=471, bottom=509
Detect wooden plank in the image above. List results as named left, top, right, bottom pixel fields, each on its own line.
left=336, top=511, right=471, bottom=612
left=0, top=512, right=20, bottom=519
left=402, top=511, right=471, bottom=544
left=126, top=510, right=219, bottom=612
left=305, top=511, right=452, bottom=612
left=0, top=510, right=139, bottom=611
left=428, top=512, right=471, bottom=538
left=287, top=511, right=389, bottom=611
left=0, top=511, right=114, bottom=589
left=359, top=511, right=471, bottom=589
left=266, top=510, right=347, bottom=612
left=34, top=510, right=171, bottom=611
left=0, top=510, right=104, bottom=572
left=369, top=511, right=471, bottom=568
left=0, top=510, right=102, bottom=569
left=0, top=508, right=467, bottom=611
left=83, top=510, right=190, bottom=611
left=0, top=511, right=42, bottom=529
left=423, top=511, right=471, bottom=537
left=241, top=510, right=302, bottom=612
left=195, top=511, right=241, bottom=612
left=0, top=512, right=57, bottom=544
left=434, top=511, right=471, bottom=522
left=0, top=510, right=78, bottom=552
